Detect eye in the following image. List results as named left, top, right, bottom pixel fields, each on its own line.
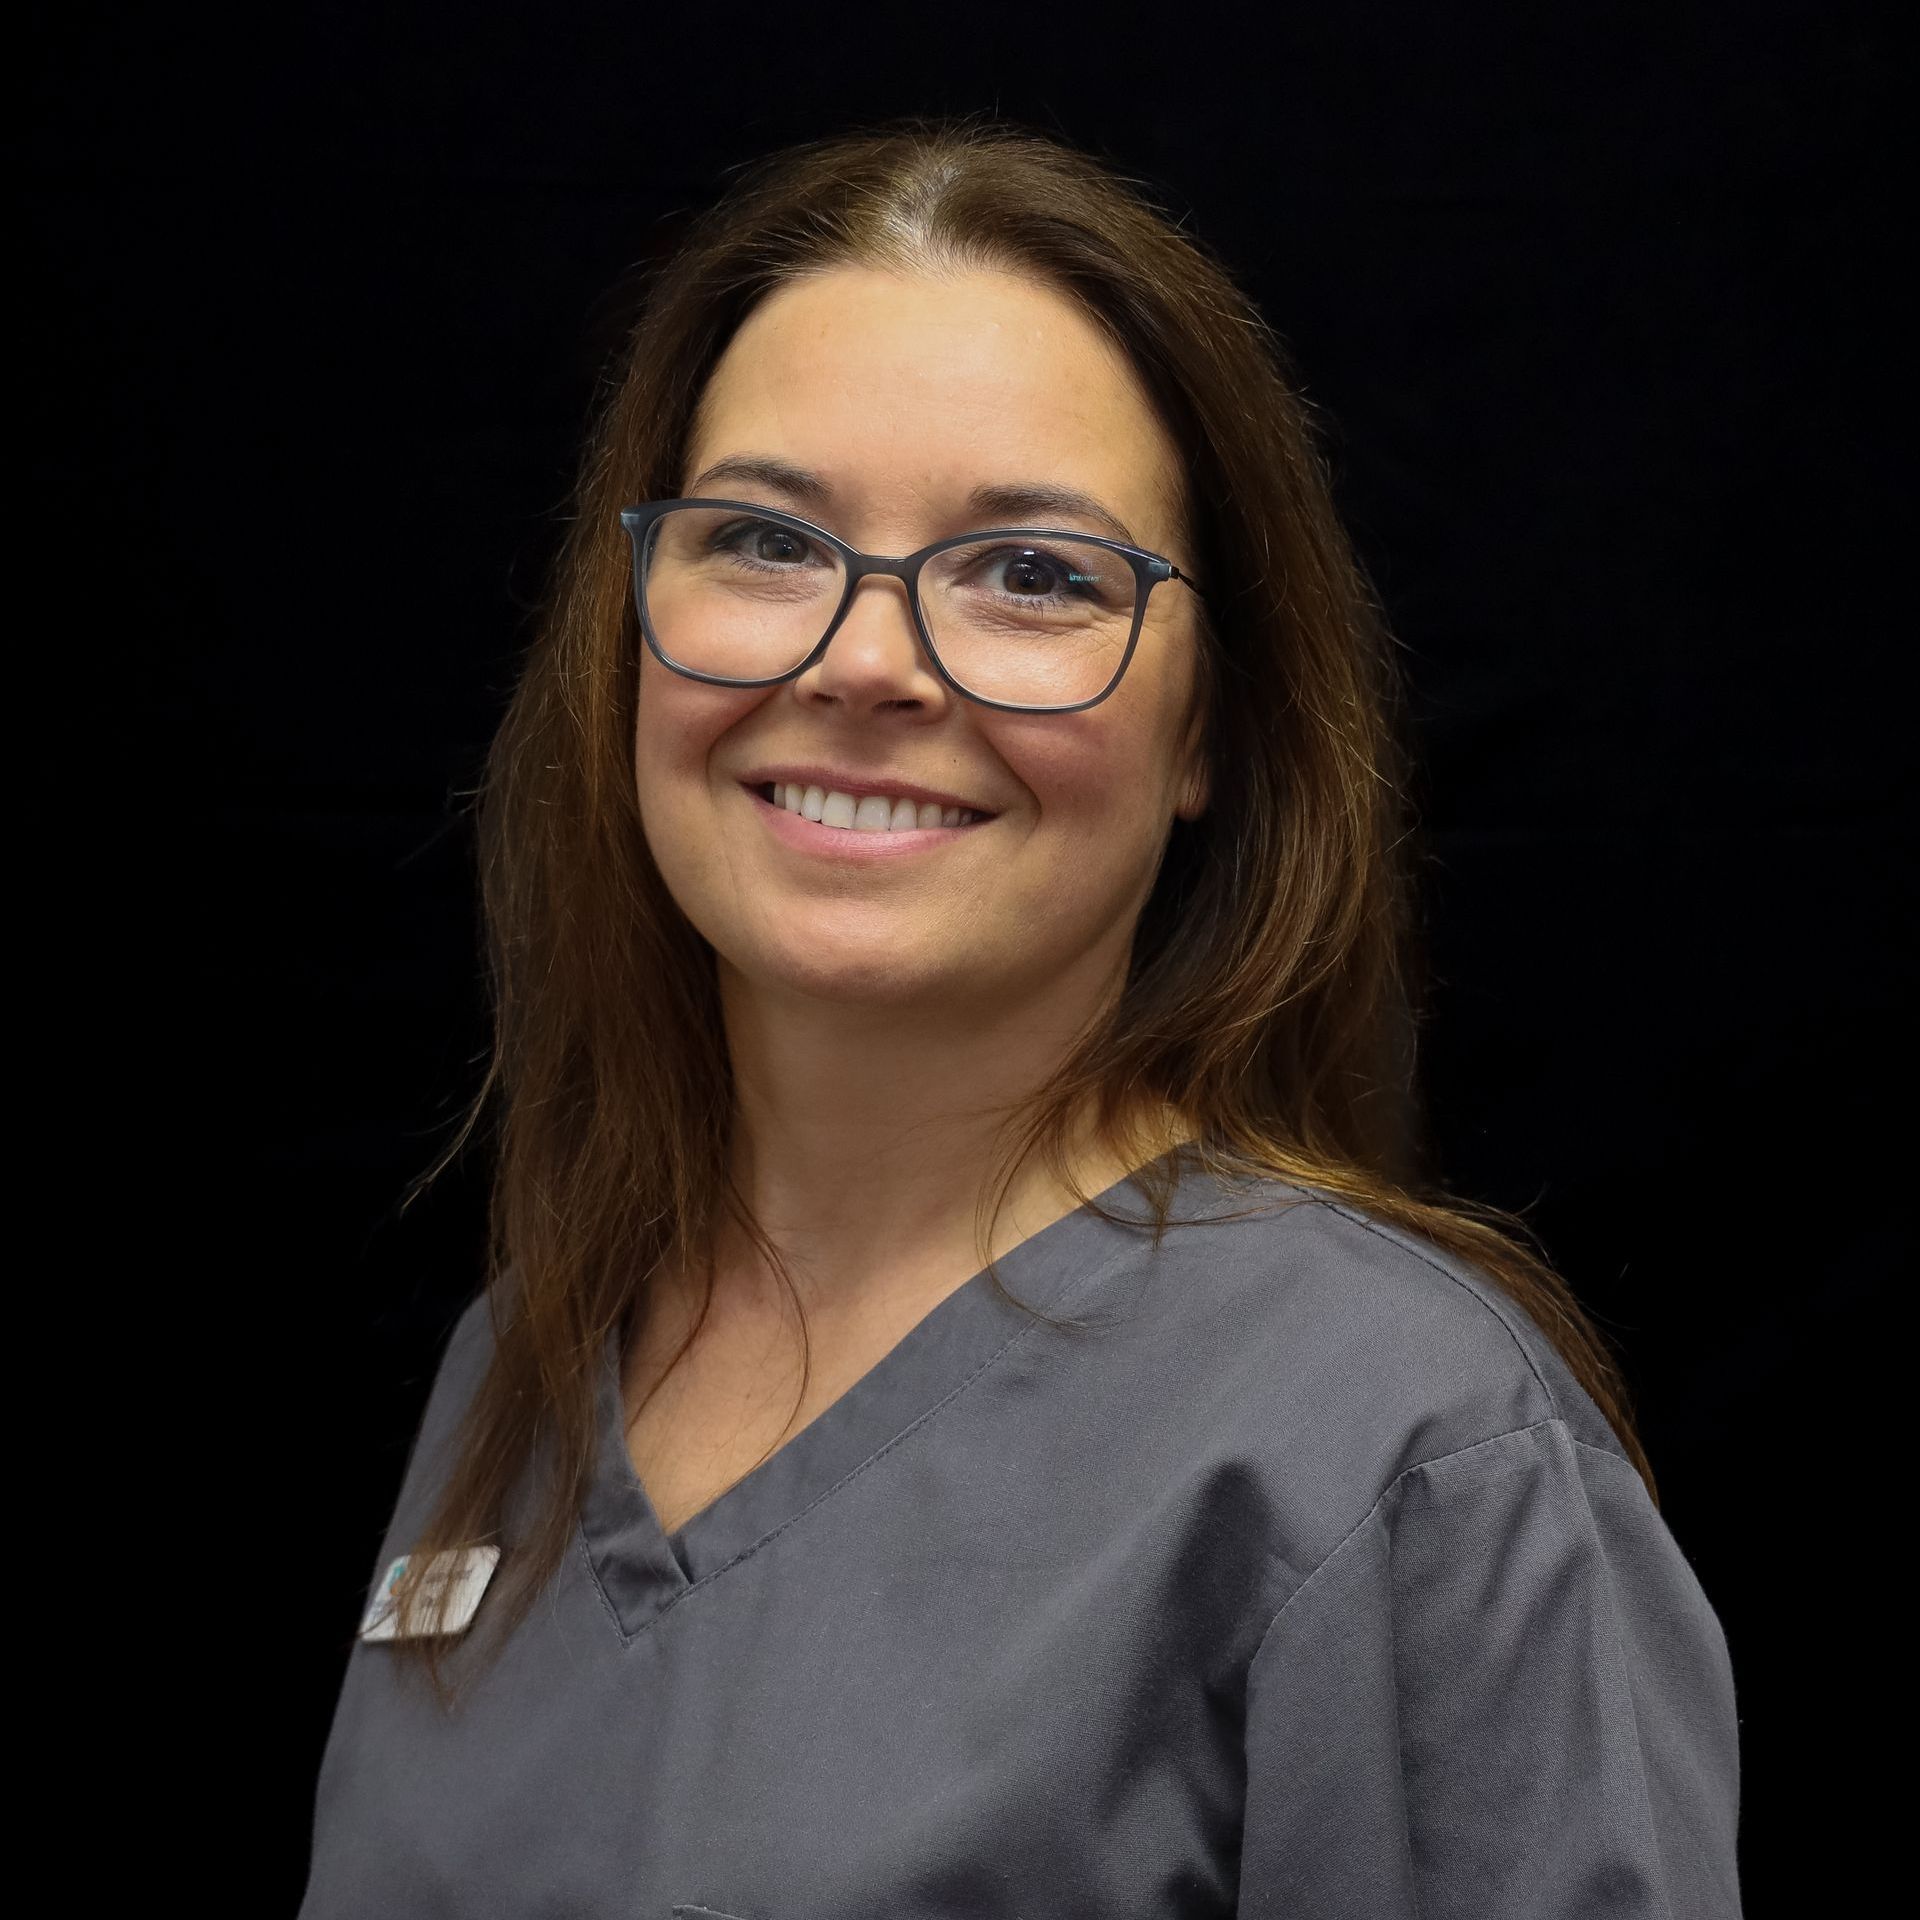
left=712, top=516, right=826, bottom=570
left=934, top=538, right=1129, bottom=612
left=990, top=548, right=1073, bottom=597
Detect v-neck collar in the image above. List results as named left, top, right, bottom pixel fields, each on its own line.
left=576, top=1145, right=1193, bottom=1642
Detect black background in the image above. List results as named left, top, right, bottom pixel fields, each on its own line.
left=28, top=2, right=1902, bottom=1907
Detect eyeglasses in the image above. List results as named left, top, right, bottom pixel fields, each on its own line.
left=618, top=498, right=1208, bottom=714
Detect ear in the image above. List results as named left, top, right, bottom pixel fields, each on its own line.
left=1175, top=760, right=1211, bottom=822
left=1173, top=702, right=1211, bottom=822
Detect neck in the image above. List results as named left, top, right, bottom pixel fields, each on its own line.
left=693, top=952, right=1184, bottom=1321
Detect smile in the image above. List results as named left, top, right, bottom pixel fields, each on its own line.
left=743, top=782, right=993, bottom=858
left=758, top=781, right=988, bottom=831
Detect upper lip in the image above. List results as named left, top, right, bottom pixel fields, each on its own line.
left=740, top=765, right=999, bottom=816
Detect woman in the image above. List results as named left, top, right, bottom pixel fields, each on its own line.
left=300, top=116, right=1742, bottom=1917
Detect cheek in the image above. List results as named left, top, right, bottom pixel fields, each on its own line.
left=631, top=668, right=772, bottom=924
left=633, top=660, right=758, bottom=815
left=990, top=726, right=1178, bottom=934
left=993, top=690, right=1181, bottom=846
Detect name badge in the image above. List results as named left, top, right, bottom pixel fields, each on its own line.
left=358, top=1545, right=500, bottom=1642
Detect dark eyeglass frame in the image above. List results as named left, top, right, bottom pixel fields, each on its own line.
left=618, top=498, right=1209, bottom=715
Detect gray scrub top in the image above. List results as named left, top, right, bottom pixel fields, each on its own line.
left=299, top=1150, right=1743, bottom=1917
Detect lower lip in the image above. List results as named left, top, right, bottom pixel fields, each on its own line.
left=743, top=784, right=994, bottom=859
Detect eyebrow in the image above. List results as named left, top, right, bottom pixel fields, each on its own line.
left=682, top=453, right=1144, bottom=548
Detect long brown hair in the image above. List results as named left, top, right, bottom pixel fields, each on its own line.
left=384, top=112, right=1656, bottom=1699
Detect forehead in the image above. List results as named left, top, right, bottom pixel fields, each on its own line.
left=683, top=265, right=1184, bottom=548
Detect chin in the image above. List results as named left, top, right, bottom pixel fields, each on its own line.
left=712, top=933, right=985, bottom=1010
left=763, top=955, right=958, bottom=1007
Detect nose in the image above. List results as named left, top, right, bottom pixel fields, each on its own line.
left=795, top=571, right=947, bottom=708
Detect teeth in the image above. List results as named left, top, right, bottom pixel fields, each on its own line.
left=765, top=783, right=981, bottom=832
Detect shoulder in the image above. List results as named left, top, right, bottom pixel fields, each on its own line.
left=429, top=1286, right=498, bottom=1406
left=391, top=1284, right=505, bottom=1495
left=1281, top=1186, right=1627, bottom=1458
left=1113, top=1167, right=1636, bottom=1530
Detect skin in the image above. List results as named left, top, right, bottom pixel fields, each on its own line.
left=629, top=264, right=1210, bottom=1451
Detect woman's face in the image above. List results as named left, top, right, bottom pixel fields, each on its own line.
left=634, top=263, right=1210, bottom=1020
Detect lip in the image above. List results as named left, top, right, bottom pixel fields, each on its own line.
left=744, top=782, right=993, bottom=859
left=737, top=766, right=997, bottom=816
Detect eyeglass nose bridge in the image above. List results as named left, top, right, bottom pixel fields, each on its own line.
left=797, top=549, right=942, bottom=680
